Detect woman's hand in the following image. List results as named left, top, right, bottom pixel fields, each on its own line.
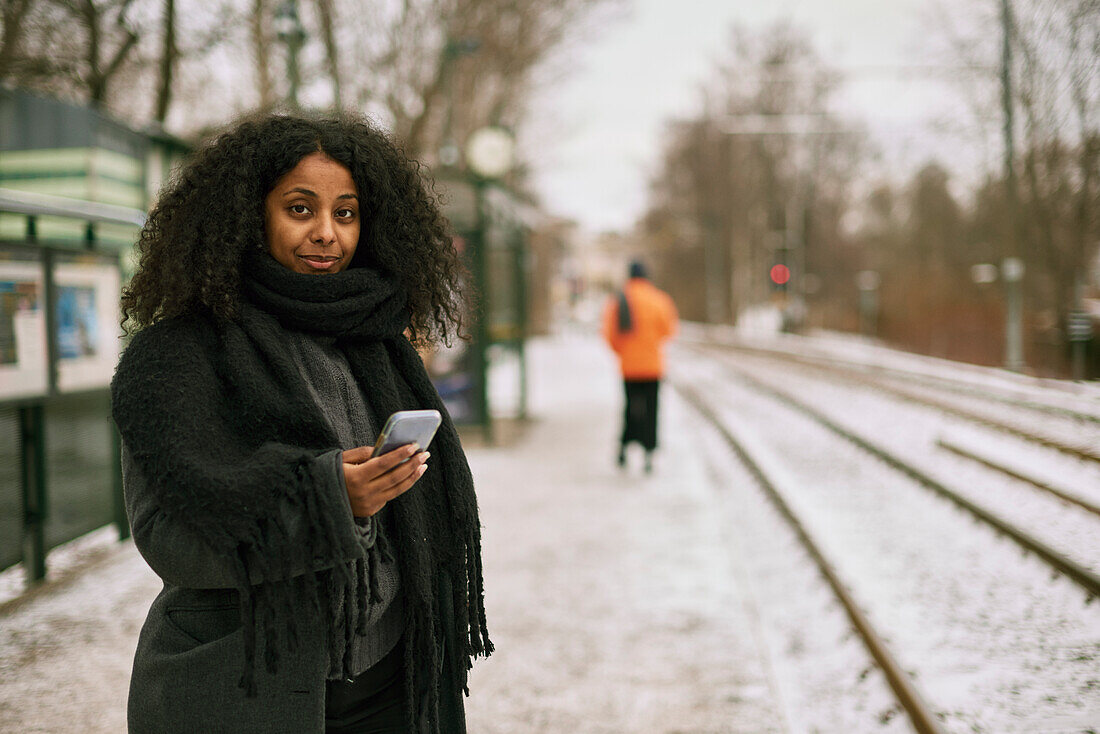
left=342, top=444, right=429, bottom=517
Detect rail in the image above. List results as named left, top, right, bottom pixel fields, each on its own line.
left=672, top=381, right=950, bottom=734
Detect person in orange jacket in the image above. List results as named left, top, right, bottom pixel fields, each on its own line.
left=602, top=260, right=679, bottom=473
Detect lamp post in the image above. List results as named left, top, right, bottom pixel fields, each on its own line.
left=997, top=0, right=1030, bottom=373
left=274, top=0, right=307, bottom=109
left=465, top=126, right=516, bottom=442
left=465, top=126, right=515, bottom=180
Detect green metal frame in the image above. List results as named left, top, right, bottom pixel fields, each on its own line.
left=18, top=405, right=46, bottom=581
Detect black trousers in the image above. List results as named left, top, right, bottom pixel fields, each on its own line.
left=621, top=379, right=660, bottom=452
left=325, top=640, right=409, bottom=734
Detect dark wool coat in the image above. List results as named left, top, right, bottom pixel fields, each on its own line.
left=118, top=315, right=471, bottom=734
left=125, top=447, right=421, bottom=733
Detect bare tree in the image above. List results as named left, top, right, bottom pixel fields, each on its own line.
left=1008, top=0, right=1098, bottom=369
left=329, top=0, right=612, bottom=161
left=638, top=22, right=859, bottom=328
left=923, top=0, right=1099, bottom=373
left=152, top=0, right=176, bottom=122
left=1060, top=0, right=1099, bottom=307
left=3, top=0, right=609, bottom=161
left=312, top=0, right=341, bottom=109
left=0, top=0, right=146, bottom=110
left=147, top=0, right=238, bottom=124
left=248, top=0, right=277, bottom=110
left=0, top=0, right=35, bottom=80
left=83, top=0, right=141, bottom=105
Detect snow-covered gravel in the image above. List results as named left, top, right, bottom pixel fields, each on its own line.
left=717, top=349, right=1100, bottom=575
left=938, top=425, right=1100, bottom=512
left=685, top=388, right=912, bottom=733
left=672, top=351, right=1100, bottom=733
left=872, top=374, right=1100, bottom=460
left=686, top=322, right=1100, bottom=420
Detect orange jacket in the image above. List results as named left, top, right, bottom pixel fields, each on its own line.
left=602, top=278, right=679, bottom=380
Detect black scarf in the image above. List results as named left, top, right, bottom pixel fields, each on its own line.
left=111, top=251, right=491, bottom=731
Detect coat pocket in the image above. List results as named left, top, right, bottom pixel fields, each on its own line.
left=165, top=603, right=241, bottom=646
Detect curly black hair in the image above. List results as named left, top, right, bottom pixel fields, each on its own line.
left=121, top=112, right=468, bottom=345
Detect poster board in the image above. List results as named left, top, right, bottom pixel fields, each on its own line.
left=0, top=246, right=49, bottom=401
left=53, top=254, right=121, bottom=393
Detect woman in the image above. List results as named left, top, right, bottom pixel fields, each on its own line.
left=111, top=113, right=491, bottom=734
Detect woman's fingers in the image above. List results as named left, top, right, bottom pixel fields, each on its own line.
left=378, top=453, right=429, bottom=495
left=366, top=443, right=420, bottom=475
left=343, top=447, right=429, bottom=517
left=342, top=445, right=374, bottom=464
left=346, top=445, right=421, bottom=487
left=347, top=455, right=424, bottom=515
left=345, top=444, right=414, bottom=482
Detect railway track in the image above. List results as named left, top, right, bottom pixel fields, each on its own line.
left=682, top=351, right=1100, bottom=599
left=674, top=380, right=949, bottom=734
left=684, top=337, right=1100, bottom=464
left=670, top=352, right=1100, bottom=732
left=935, top=437, right=1100, bottom=519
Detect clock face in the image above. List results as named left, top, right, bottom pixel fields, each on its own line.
left=465, top=127, right=515, bottom=178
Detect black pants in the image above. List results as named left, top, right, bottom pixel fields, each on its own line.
left=325, top=640, right=409, bottom=733
left=621, top=379, right=660, bottom=452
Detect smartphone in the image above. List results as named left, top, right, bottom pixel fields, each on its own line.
left=373, top=410, right=443, bottom=457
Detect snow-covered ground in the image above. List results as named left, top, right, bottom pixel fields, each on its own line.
left=3, top=330, right=1097, bottom=733
left=0, top=529, right=159, bottom=732
left=713, top=349, right=1100, bottom=574
left=672, top=345, right=1100, bottom=732
left=465, top=333, right=787, bottom=732
left=1, top=335, right=788, bottom=733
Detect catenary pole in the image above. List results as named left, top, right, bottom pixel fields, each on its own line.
left=1000, top=0, right=1025, bottom=372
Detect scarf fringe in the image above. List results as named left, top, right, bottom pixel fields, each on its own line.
left=231, top=457, right=368, bottom=695
left=355, top=557, right=370, bottom=635
left=232, top=551, right=258, bottom=697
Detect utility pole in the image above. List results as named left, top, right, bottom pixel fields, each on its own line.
left=1000, top=0, right=1026, bottom=372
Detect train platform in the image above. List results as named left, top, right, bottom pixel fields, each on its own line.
left=0, top=333, right=787, bottom=733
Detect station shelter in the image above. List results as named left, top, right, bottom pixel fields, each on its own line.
left=0, top=88, right=187, bottom=580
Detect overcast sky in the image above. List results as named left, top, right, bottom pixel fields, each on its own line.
left=527, top=0, right=993, bottom=234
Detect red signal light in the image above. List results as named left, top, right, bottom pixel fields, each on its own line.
left=770, top=264, right=790, bottom=285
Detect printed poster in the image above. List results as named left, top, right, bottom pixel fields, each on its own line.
left=54, top=255, right=121, bottom=393
left=0, top=248, right=48, bottom=401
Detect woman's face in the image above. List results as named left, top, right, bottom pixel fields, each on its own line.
left=263, top=152, right=360, bottom=274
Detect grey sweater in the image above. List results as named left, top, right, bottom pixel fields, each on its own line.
left=285, top=330, right=405, bottom=680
